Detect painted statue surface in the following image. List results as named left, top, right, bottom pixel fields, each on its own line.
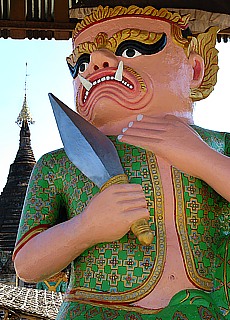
left=13, top=6, right=230, bottom=319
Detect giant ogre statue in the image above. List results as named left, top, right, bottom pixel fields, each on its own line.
left=13, top=5, right=230, bottom=319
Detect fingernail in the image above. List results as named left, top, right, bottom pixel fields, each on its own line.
left=137, top=114, right=143, bottom=121
left=128, top=121, right=133, bottom=128
left=117, top=135, right=123, bottom=140
left=122, top=127, right=128, bottom=133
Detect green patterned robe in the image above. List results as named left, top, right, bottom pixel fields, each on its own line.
left=14, top=126, right=230, bottom=319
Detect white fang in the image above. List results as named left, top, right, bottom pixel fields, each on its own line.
left=114, top=61, right=123, bottom=81
left=78, top=74, right=93, bottom=91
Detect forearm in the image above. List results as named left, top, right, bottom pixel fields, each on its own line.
left=14, top=212, right=94, bottom=283
left=194, top=147, right=230, bottom=202
left=14, top=184, right=151, bottom=283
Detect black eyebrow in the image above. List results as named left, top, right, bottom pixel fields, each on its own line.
left=67, top=53, right=90, bottom=79
left=115, top=33, right=167, bottom=56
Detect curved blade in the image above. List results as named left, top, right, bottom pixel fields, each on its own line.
left=48, top=93, right=124, bottom=188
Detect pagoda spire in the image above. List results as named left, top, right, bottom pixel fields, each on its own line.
left=0, top=64, right=36, bottom=260
left=16, top=63, right=34, bottom=127
left=14, top=63, right=35, bottom=163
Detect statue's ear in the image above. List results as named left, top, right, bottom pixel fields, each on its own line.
left=189, top=52, right=204, bottom=89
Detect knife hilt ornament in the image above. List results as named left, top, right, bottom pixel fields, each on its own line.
left=100, top=174, right=154, bottom=246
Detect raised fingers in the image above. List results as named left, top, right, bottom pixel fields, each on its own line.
left=118, top=134, right=161, bottom=151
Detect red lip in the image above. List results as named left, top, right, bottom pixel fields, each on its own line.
left=79, top=67, right=136, bottom=104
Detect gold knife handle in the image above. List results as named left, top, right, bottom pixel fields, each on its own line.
left=100, top=174, right=153, bottom=245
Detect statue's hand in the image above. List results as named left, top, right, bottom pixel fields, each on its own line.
left=83, top=184, right=149, bottom=244
left=118, top=114, right=210, bottom=178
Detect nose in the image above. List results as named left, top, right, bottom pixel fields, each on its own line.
left=88, top=49, right=118, bottom=73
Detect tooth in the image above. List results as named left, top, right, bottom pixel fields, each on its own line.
left=114, top=61, right=123, bottom=81
left=101, top=77, right=106, bottom=81
left=78, top=74, right=92, bottom=91
left=106, top=76, right=110, bottom=80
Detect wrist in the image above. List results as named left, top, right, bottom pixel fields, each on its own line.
left=69, top=212, right=97, bottom=252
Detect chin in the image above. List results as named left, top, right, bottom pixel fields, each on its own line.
left=92, top=113, right=138, bottom=136
left=91, top=119, right=124, bottom=136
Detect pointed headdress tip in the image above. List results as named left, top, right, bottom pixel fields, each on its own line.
left=72, top=5, right=190, bottom=42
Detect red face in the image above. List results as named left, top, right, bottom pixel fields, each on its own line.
left=70, top=17, right=196, bottom=134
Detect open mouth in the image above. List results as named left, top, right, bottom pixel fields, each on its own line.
left=79, top=61, right=134, bottom=104
left=83, top=76, right=134, bottom=103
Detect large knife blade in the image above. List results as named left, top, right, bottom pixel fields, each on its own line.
left=49, top=93, right=153, bottom=245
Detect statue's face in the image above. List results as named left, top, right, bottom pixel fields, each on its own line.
left=72, top=17, right=195, bottom=134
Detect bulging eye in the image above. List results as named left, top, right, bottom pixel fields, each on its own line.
left=115, top=35, right=167, bottom=59
left=67, top=53, right=90, bottom=79
left=121, top=48, right=142, bottom=58
left=79, top=62, right=89, bottom=74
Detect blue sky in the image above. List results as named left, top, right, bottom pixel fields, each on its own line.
left=0, top=39, right=229, bottom=193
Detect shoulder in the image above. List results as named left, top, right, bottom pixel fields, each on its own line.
left=35, top=148, right=88, bottom=179
left=35, top=148, right=70, bottom=169
left=191, top=125, right=229, bottom=155
left=31, top=148, right=70, bottom=179
left=38, top=148, right=67, bottom=164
